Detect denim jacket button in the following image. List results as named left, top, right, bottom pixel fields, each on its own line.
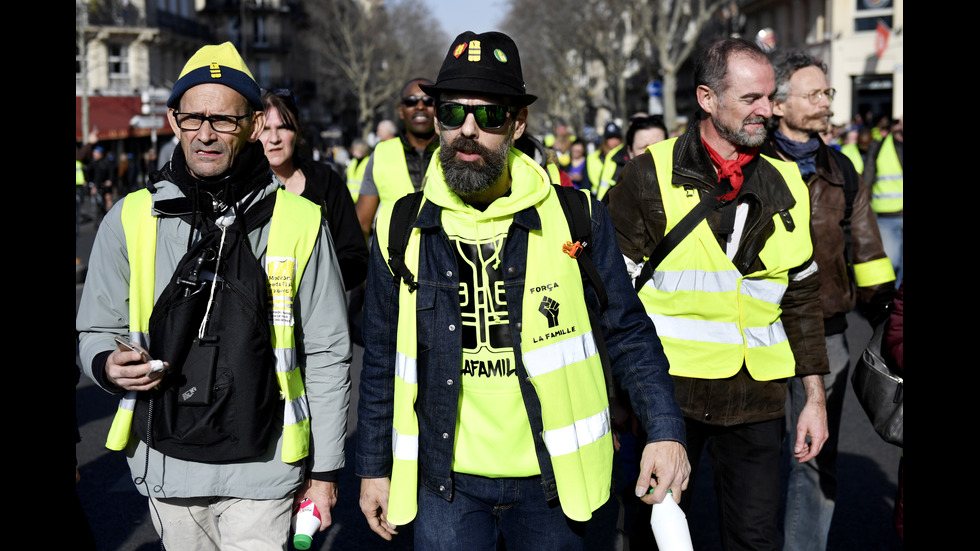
left=703, top=412, right=712, bottom=422
left=508, top=266, right=516, bottom=275
left=445, top=270, right=453, bottom=278
left=515, top=322, right=521, bottom=331
left=448, top=324, right=456, bottom=331
left=447, top=379, right=454, bottom=386
left=439, top=485, right=446, bottom=492
left=442, top=432, right=449, bottom=439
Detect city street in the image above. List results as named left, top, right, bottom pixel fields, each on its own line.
left=76, top=197, right=902, bottom=551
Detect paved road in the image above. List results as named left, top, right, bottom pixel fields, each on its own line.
left=75, top=197, right=902, bottom=550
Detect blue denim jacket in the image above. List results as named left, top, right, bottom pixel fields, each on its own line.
left=356, top=193, right=685, bottom=503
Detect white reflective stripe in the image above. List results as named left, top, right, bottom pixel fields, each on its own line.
left=129, top=331, right=150, bottom=349
left=873, top=191, right=904, bottom=199
left=649, top=269, right=739, bottom=293
left=392, top=427, right=419, bottom=461
left=650, top=314, right=744, bottom=345
left=522, top=332, right=598, bottom=379
left=284, top=394, right=310, bottom=425
left=396, top=352, right=417, bottom=384
left=740, top=278, right=787, bottom=305
left=274, top=347, right=296, bottom=373
left=876, top=174, right=903, bottom=181
left=744, top=320, right=788, bottom=348
left=118, top=391, right=137, bottom=412
left=790, top=260, right=818, bottom=282
left=543, top=407, right=610, bottom=457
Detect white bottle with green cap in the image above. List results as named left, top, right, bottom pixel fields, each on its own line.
left=292, top=498, right=321, bottom=550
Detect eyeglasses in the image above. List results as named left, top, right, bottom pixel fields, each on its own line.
left=173, top=112, right=251, bottom=133
left=401, top=95, right=435, bottom=107
left=436, top=102, right=515, bottom=130
left=793, top=88, right=836, bottom=104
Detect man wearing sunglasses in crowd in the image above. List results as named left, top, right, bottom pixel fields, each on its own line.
left=356, top=31, right=689, bottom=551
left=354, top=78, right=439, bottom=240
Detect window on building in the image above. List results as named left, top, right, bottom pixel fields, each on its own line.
left=108, top=43, right=130, bottom=89
left=254, top=16, right=268, bottom=46
left=854, top=0, right=893, bottom=32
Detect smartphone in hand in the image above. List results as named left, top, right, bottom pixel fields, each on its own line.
left=114, top=336, right=166, bottom=373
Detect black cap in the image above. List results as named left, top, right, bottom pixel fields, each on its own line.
left=420, top=31, right=537, bottom=106
left=603, top=122, right=622, bottom=139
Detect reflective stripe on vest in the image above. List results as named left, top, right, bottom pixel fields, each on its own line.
left=346, top=157, right=368, bottom=202
left=637, top=138, right=812, bottom=381
left=372, top=139, right=418, bottom=227
left=107, top=188, right=320, bottom=463
left=594, top=144, right=623, bottom=200
left=381, top=154, right=611, bottom=525
left=871, top=135, right=903, bottom=213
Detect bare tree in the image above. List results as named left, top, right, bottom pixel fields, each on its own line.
left=305, top=0, right=446, bottom=140
left=633, top=0, right=730, bottom=129
left=504, top=0, right=644, bottom=136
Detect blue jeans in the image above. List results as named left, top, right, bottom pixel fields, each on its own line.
left=876, top=214, right=903, bottom=287
left=415, top=473, right=587, bottom=551
left=783, top=332, right=850, bottom=551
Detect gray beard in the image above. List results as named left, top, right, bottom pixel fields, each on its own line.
left=439, top=130, right=512, bottom=199
left=714, top=116, right=768, bottom=148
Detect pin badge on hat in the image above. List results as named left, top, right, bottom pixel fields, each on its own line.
left=468, top=40, right=481, bottom=62
left=453, top=43, right=467, bottom=58
left=494, top=49, right=508, bottom=63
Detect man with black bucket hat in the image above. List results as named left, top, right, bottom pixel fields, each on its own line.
left=356, top=30, right=689, bottom=550
left=77, top=42, right=351, bottom=549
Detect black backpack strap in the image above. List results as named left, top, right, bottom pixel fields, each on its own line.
left=550, top=184, right=619, bottom=402
left=634, top=183, right=729, bottom=291
left=385, top=191, right=425, bottom=293
left=552, top=184, right=609, bottom=312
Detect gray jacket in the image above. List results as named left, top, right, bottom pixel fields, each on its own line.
left=76, top=174, right=351, bottom=499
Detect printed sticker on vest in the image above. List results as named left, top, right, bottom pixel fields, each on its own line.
left=267, top=256, right=297, bottom=326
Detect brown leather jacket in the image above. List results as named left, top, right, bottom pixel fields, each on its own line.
left=607, top=122, right=829, bottom=426
left=762, top=140, right=895, bottom=335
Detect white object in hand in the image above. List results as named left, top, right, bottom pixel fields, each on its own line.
left=292, top=498, right=321, bottom=550
left=650, top=490, right=693, bottom=551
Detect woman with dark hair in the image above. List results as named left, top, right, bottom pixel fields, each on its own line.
left=260, top=90, right=367, bottom=290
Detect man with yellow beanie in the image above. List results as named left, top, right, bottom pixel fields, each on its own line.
left=77, top=42, right=351, bottom=549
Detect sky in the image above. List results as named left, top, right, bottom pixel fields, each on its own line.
left=419, top=0, right=509, bottom=36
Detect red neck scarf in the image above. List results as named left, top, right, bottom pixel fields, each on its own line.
left=702, top=139, right=758, bottom=201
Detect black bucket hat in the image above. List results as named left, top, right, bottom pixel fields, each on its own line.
left=420, top=31, right=537, bottom=106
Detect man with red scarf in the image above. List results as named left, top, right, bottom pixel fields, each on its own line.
left=607, top=38, right=829, bottom=551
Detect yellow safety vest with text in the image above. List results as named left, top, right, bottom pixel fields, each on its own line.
left=105, top=188, right=321, bottom=463
left=76, top=160, right=86, bottom=186
left=380, top=177, right=612, bottom=525
left=637, top=139, right=812, bottom=381
left=871, top=134, right=903, bottom=213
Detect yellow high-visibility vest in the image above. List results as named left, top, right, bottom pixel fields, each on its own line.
left=871, top=134, right=903, bottom=213
left=594, top=144, right=623, bottom=200
left=106, top=188, right=320, bottom=463
left=637, top=139, right=812, bottom=381
left=380, top=156, right=612, bottom=525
